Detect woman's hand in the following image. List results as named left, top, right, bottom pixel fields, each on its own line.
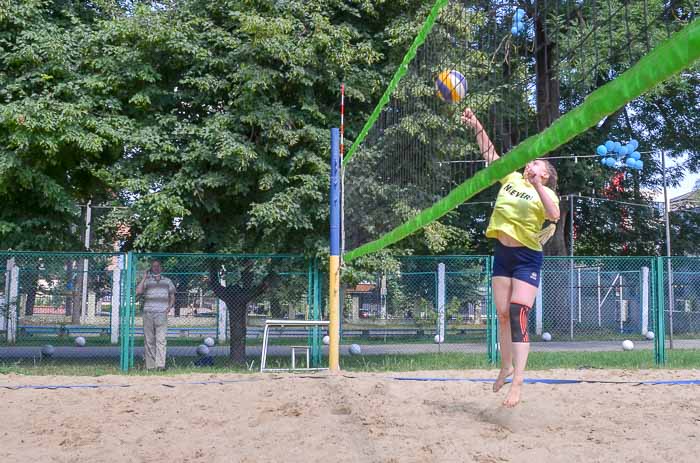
left=526, top=170, right=544, bottom=186
left=461, top=108, right=482, bottom=131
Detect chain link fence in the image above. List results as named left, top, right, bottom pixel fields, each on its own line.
left=0, top=251, right=125, bottom=368
left=340, top=257, right=492, bottom=362
left=126, top=253, right=320, bottom=370
left=661, top=257, right=700, bottom=363
left=2, top=252, right=697, bottom=371
left=537, top=257, right=657, bottom=343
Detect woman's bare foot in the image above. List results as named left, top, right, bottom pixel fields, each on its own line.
left=493, top=367, right=513, bottom=393
left=503, top=378, right=524, bottom=407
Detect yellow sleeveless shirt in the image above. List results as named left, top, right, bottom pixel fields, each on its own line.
left=485, top=172, right=559, bottom=251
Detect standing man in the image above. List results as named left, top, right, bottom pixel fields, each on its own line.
left=136, top=259, right=175, bottom=370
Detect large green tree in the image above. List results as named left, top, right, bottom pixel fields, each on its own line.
left=83, top=0, right=390, bottom=362
left=0, top=0, right=132, bottom=250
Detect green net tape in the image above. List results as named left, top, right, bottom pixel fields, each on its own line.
left=345, top=18, right=700, bottom=262
left=342, top=0, right=449, bottom=166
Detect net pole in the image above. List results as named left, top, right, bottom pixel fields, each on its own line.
left=340, top=84, right=346, bottom=262
left=661, top=149, right=675, bottom=348
left=329, top=128, right=341, bottom=372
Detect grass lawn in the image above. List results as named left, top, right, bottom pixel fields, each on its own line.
left=1, top=349, right=697, bottom=376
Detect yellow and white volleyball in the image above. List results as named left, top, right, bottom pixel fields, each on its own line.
left=622, top=340, right=634, bottom=351
left=435, top=70, right=468, bottom=103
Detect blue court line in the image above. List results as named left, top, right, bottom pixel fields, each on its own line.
left=391, top=377, right=700, bottom=385
left=1, top=384, right=132, bottom=390
left=3, top=377, right=699, bottom=390
left=1, top=377, right=267, bottom=391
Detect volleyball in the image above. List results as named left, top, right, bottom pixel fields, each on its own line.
left=435, top=70, right=468, bottom=103
left=622, top=340, right=634, bottom=351
left=41, top=344, right=55, bottom=357
left=74, top=336, right=86, bottom=347
left=196, top=344, right=210, bottom=356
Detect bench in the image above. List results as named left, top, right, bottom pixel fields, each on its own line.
left=18, top=325, right=111, bottom=337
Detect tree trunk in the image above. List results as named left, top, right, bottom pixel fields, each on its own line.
left=270, top=299, right=283, bottom=318
left=535, top=2, right=567, bottom=256
left=544, top=199, right=569, bottom=257
left=225, top=294, right=247, bottom=365
left=23, top=271, right=37, bottom=316
left=208, top=261, right=278, bottom=366
left=174, top=281, right=187, bottom=317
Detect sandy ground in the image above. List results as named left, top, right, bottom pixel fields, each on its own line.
left=1, top=369, right=699, bottom=463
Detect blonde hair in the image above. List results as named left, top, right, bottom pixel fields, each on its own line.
left=542, top=160, right=558, bottom=190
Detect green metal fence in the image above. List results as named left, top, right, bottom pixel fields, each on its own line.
left=338, top=256, right=686, bottom=367
left=0, top=251, right=126, bottom=369
left=660, top=257, right=700, bottom=364
left=1, top=252, right=697, bottom=371
left=339, top=256, right=490, bottom=359
left=0, top=252, right=321, bottom=372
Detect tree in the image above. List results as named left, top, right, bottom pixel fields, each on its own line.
left=0, top=0, right=132, bottom=251
left=85, top=0, right=389, bottom=363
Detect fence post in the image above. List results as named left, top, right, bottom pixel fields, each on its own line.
left=217, top=275, right=228, bottom=344
left=110, top=254, right=124, bottom=344
left=535, top=279, right=543, bottom=336
left=486, top=256, right=498, bottom=364
left=310, top=258, right=322, bottom=367
left=119, top=251, right=135, bottom=372
left=5, top=259, right=19, bottom=344
left=653, top=257, right=666, bottom=365
left=641, top=266, right=650, bottom=336
left=437, top=263, right=445, bottom=344
left=1, top=259, right=10, bottom=332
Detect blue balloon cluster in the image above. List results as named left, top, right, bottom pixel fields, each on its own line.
left=597, top=139, right=643, bottom=170
left=511, top=8, right=528, bottom=36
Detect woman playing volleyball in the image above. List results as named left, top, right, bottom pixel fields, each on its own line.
left=462, top=108, right=560, bottom=407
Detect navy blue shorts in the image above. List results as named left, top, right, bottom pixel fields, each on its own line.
left=493, top=242, right=543, bottom=287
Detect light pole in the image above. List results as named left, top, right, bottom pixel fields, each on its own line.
left=661, top=150, right=674, bottom=349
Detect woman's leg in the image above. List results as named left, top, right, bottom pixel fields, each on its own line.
left=492, top=276, right=513, bottom=392
left=503, top=279, right=538, bottom=407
